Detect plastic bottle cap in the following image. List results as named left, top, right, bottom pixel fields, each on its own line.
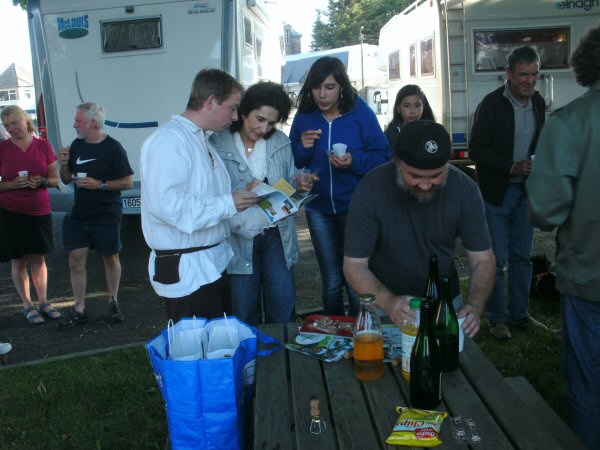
left=409, top=297, right=423, bottom=308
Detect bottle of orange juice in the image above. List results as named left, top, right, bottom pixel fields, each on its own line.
left=401, top=297, right=422, bottom=382
left=353, top=294, right=384, bottom=381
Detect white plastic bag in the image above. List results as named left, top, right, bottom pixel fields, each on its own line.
left=167, top=317, right=207, bottom=361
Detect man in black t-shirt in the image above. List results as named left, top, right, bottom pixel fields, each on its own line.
left=57, top=102, right=134, bottom=329
left=343, top=121, right=495, bottom=339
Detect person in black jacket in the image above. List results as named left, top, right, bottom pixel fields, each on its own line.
left=469, top=46, right=546, bottom=341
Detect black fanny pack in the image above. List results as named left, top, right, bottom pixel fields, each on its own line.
left=153, top=243, right=220, bottom=285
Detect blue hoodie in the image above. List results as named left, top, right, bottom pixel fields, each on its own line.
left=290, top=97, right=391, bottom=215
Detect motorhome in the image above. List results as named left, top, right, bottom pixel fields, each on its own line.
left=378, top=0, right=600, bottom=160
left=28, top=0, right=285, bottom=213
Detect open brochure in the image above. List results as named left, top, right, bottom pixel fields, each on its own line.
left=286, top=335, right=352, bottom=363
left=252, top=179, right=317, bottom=224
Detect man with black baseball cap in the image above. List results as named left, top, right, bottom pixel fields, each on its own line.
left=344, top=120, right=495, bottom=337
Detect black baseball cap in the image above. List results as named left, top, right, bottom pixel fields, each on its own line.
left=395, top=120, right=451, bottom=169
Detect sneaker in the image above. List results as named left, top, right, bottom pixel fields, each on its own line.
left=489, top=321, right=511, bottom=341
left=109, top=300, right=125, bottom=323
left=511, top=315, right=548, bottom=330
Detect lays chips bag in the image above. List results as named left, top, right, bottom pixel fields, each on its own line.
left=386, top=407, right=448, bottom=447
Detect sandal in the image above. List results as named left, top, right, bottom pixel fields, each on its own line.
left=58, top=308, right=88, bottom=330
left=39, top=302, right=62, bottom=320
left=24, top=306, right=45, bottom=325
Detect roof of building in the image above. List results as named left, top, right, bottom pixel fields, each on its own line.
left=0, top=63, right=34, bottom=90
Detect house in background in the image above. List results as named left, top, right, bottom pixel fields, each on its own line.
left=0, top=63, right=36, bottom=121
left=284, top=23, right=302, bottom=55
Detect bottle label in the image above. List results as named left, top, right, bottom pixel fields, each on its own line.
left=401, top=331, right=417, bottom=373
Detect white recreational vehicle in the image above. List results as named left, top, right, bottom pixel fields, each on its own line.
left=378, top=0, right=600, bottom=160
left=27, top=0, right=285, bottom=213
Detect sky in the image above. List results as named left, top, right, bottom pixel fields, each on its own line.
left=0, top=0, right=327, bottom=74
left=0, top=2, right=31, bottom=74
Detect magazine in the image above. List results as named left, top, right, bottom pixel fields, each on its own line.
left=285, top=334, right=353, bottom=363
left=298, top=314, right=356, bottom=340
left=252, top=179, right=317, bottom=224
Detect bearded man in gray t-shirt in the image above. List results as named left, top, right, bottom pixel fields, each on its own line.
left=344, top=120, right=495, bottom=339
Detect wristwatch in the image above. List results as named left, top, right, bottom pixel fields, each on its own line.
left=101, top=180, right=107, bottom=191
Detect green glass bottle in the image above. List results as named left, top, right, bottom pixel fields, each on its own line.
left=410, top=298, right=442, bottom=409
left=435, top=275, right=459, bottom=372
left=423, top=254, right=441, bottom=322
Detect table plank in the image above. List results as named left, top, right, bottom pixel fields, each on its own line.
left=459, top=337, right=563, bottom=449
left=287, top=323, right=337, bottom=450
left=505, top=376, right=587, bottom=450
left=323, top=358, right=382, bottom=449
left=442, top=367, right=514, bottom=449
left=362, top=365, right=410, bottom=449
left=254, top=323, right=292, bottom=450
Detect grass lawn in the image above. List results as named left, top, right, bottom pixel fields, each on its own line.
left=0, top=347, right=167, bottom=449
left=0, top=293, right=566, bottom=448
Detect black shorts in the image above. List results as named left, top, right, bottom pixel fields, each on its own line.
left=0, top=208, right=53, bottom=260
left=62, top=215, right=122, bottom=255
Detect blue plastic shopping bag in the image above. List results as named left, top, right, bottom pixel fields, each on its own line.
left=146, top=316, right=281, bottom=450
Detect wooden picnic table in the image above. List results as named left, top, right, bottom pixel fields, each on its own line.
left=253, top=323, right=586, bottom=450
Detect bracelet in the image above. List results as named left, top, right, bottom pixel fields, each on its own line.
left=44, top=178, right=50, bottom=188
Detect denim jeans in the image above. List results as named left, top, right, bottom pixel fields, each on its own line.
left=561, top=294, right=600, bottom=450
left=305, top=209, right=360, bottom=316
left=229, top=227, right=296, bottom=326
left=484, top=184, right=534, bottom=323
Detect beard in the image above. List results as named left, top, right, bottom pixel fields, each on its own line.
left=395, top=164, right=447, bottom=204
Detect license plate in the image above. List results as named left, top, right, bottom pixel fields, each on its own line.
left=122, top=197, right=141, bottom=208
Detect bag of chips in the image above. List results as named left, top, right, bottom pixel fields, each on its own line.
left=386, top=406, right=448, bottom=447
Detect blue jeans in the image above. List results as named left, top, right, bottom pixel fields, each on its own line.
left=484, top=184, right=534, bottom=323
left=229, top=227, right=296, bottom=326
left=561, top=294, right=600, bottom=450
left=305, top=209, right=360, bottom=316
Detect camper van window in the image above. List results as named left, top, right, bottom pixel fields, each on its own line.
left=420, top=36, right=434, bottom=76
left=409, top=44, right=416, bottom=78
left=244, top=16, right=253, bottom=48
left=102, top=18, right=162, bottom=53
left=389, top=50, right=401, bottom=80
left=474, top=27, right=570, bottom=72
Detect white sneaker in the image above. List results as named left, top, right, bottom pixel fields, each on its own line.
left=0, top=342, right=12, bottom=356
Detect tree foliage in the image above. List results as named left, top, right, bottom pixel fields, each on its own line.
left=13, top=0, right=27, bottom=10
left=311, top=0, right=412, bottom=51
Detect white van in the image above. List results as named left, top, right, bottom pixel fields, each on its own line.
left=28, top=0, right=285, bottom=213
left=377, top=0, right=600, bottom=160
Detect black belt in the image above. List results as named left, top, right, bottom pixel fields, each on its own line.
left=154, top=243, right=220, bottom=257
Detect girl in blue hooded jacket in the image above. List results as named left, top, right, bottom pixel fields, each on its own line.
left=290, top=56, right=391, bottom=316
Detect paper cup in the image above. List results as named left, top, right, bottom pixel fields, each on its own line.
left=458, top=316, right=466, bottom=352
left=331, top=143, right=347, bottom=157
left=18, top=170, right=29, bottom=177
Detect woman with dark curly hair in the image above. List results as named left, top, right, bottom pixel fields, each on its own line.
left=0, top=105, right=61, bottom=325
left=289, top=56, right=390, bottom=316
left=212, top=81, right=309, bottom=325
left=385, top=84, right=435, bottom=151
